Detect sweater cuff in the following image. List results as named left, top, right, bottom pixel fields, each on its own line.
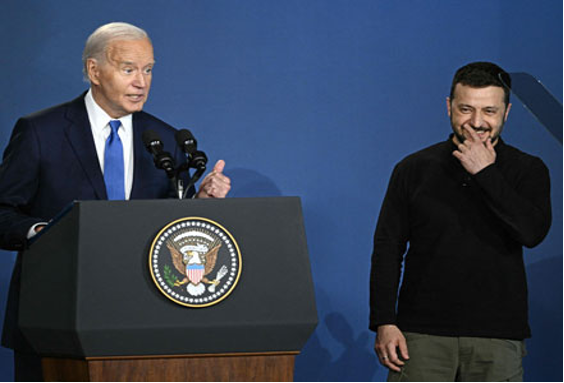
left=369, top=314, right=397, bottom=332
left=472, top=162, right=499, bottom=186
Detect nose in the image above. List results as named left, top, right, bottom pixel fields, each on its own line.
left=470, top=111, right=483, bottom=128
left=133, top=72, right=147, bottom=88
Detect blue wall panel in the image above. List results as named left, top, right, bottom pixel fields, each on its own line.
left=0, top=1, right=561, bottom=381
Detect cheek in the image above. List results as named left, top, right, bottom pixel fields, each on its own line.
left=488, top=116, right=504, bottom=128
left=109, top=76, right=129, bottom=94
left=105, top=79, right=124, bottom=98
left=453, top=114, right=468, bottom=127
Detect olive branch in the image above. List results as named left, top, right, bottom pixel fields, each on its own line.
left=163, top=265, right=179, bottom=288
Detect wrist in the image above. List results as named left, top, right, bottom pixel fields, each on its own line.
left=377, top=324, right=398, bottom=330
left=473, top=161, right=496, bottom=176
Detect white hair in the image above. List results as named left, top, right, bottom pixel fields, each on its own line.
left=82, top=22, right=150, bottom=81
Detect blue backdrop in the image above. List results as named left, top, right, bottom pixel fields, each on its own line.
left=0, top=1, right=561, bottom=381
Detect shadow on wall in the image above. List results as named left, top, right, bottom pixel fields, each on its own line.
left=295, top=288, right=382, bottom=381
left=223, top=168, right=282, bottom=198
left=524, top=255, right=563, bottom=382
left=295, top=311, right=380, bottom=381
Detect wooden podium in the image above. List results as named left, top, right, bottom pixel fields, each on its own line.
left=19, top=198, right=318, bottom=381
left=41, top=353, right=297, bottom=381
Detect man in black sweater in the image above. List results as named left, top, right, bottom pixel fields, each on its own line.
left=370, top=62, right=551, bottom=381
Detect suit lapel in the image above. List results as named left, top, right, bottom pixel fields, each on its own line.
left=63, top=94, right=108, bottom=200
left=130, top=112, right=147, bottom=199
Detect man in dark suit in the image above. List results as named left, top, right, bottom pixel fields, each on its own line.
left=0, top=22, right=231, bottom=380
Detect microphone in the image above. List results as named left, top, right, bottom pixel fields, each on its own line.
left=172, top=128, right=208, bottom=199
left=190, top=150, right=208, bottom=171
left=141, top=130, right=176, bottom=178
left=174, top=129, right=207, bottom=170
left=175, top=129, right=197, bottom=159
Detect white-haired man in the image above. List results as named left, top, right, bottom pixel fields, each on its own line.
left=0, top=22, right=230, bottom=381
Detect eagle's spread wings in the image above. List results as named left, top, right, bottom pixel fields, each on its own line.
left=167, top=243, right=186, bottom=275
left=204, top=244, right=221, bottom=275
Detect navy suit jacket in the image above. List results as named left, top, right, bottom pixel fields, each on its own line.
left=0, top=92, right=192, bottom=350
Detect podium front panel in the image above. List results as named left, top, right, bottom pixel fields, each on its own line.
left=19, top=197, right=318, bottom=357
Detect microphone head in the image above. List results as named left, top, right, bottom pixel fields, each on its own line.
left=190, top=150, right=208, bottom=170
left=175, top=129, right=197, bottom=155
left=141, top=130, right=175, bottom=178
left=142, top=130, right=163, bottom=150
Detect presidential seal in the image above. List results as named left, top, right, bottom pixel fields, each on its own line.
left=149, top=217, right=242, bottom=308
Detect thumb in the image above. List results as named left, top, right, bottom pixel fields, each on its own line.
left=213, top=159, right=225, bottom=174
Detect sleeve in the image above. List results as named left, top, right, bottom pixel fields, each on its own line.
left=369, top=163, right=409, bottom=331
left=472, top=157, right=551, bottom=248
left=0, top=118, right=44, bottom=250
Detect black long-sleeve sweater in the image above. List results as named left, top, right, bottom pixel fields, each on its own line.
left=369, top=136, right=551, bottom=340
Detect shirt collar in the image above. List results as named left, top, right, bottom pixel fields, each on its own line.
left=84, top=89, right=132, bottom=134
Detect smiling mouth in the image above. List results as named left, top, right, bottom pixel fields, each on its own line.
left=469, top=127, right=490, bottom=134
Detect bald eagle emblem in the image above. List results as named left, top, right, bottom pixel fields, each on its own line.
left=149, top=217, right=242, bottom=308
left=167, top=231, right=226, bottom=296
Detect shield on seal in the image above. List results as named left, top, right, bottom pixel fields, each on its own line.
left=187, top=264, right=205, bottom=285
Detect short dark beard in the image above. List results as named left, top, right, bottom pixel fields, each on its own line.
left=450, top=119, right=504, bottom=146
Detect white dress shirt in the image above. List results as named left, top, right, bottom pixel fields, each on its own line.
left=84, top=89, right=134, bottom=199
left=28, top=90, right=135, bottom=239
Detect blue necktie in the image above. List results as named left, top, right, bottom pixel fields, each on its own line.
left=104, top=120, right=125, bottom=200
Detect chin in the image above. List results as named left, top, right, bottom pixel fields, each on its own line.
left=125, top=104, right=145, bottom=114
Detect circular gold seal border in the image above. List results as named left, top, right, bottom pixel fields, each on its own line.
left=149, top=216, right=242, bottom=308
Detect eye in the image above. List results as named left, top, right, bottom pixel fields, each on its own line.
left=459, top=107, right=471, bottom=113
left=123, top=68, right=134, bottom=74
left=144, top=67, right=153, bottom=74
left=484, top=109, right=497, bottom=115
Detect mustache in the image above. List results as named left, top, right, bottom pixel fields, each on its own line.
left=467, top=126, right=491, bottom=132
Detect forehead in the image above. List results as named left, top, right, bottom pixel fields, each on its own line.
left=105, top=38, right=154, bottom=64
left=452, top=84, right=505, bottom=106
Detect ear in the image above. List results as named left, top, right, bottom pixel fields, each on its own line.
left=446, top=97, right=452, bottom=118
left=86, top=58, right=100, bottom=86
left=504, top=102, right=512, bottom=122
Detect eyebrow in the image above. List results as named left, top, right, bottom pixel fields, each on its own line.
left=457, top=104, right=499, bottom=110
left=118, top=61, right=155, bottom=66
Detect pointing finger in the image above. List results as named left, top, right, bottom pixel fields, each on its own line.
left=462, top=125, right=480, bottom=142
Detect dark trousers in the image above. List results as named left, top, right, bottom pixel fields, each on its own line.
left=14, top=351, right=43, bottom=382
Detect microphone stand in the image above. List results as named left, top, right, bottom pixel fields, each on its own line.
left=172, top=129, right=208, bottom=199
left=173, top=159, right=207, bottom=200
left=182, top=165, right=206, bottom=199
left=175, top=176, right=184, bottom=199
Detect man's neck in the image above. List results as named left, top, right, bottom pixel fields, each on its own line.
left=90, top=87, right=126, bottom=119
